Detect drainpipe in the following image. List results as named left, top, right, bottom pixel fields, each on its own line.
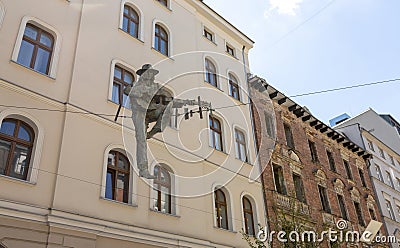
left=242, top=45, right=271, bottom=247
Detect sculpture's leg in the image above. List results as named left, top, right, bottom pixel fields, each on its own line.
left=132, top=108, right=156, bottom=179
left=147, top=104, right=172, bottom=139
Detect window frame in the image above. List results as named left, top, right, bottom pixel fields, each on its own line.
left=354, top=201, right=365, bottom=226
left=293, top=173, right=306, bottom=203
left=0, top=118, right=34, bottom=180
left=235, top=128, right=248, bottom=162
left=203, top=27, right=215, bottom=43
left=122, top=4, right=140, bottom=38
left=337, top=194, right=348, bottom=220
left=242, top=196, right=256, bottom=236
left=153, top=164, right=172, bottom=214
left=226, top=43, right=235, bottom=57
left=12, top=16, right=61, bottom=78
left=326, top=150, right=336, bottom=172
left=228, top=73, right=240, bottom=101
left=308, top=140, right=319, bottom=163
left=105, top=150, right=130, bottom=204
left=156, top=0, right=168, bottom=8
left=343, top=159, right=353, bottom=180
left=154, top=23, right=169, bottom=56
left=318, top=185, right=331, bottom=213
left=358, top=168, right=367, bottom=187
left=283, top=123, right=295, bottom=149
left=209, top=115, right=223, bottom=151
left=386, top=171, right=394, bottom=188
left=386, top=199, right=395, bottom=220
left=215, top=188, right=229, bottom=229
left=273, top=164, right=287, bottom=195
left=111, top=64, right=135, bottom=107
left=205, top=58, right=218, bottom=87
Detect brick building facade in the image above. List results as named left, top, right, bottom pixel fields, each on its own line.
left=249, top=75, right=386, bottom=247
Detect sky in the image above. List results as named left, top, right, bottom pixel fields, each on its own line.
left=203, top=0, right=400, bottom=124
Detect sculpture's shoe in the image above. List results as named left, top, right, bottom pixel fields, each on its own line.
left=139, top=169, right=156, bottom=179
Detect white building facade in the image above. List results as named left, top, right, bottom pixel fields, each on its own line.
left=334, top=109, right=400, bottom=247
left=0, top=0, right=267, bottom=247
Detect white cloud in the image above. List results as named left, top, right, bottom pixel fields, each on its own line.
left=268, top=0, right=304, bottom=16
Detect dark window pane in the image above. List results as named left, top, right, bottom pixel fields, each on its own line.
left=17, top=125, right=32, bottom=142
left=0, top=120, right=16, bottom=136
left=9, top=145, right=29, bottom=180
left=24, top=25, right=38, bottom=40
left=33, top=48, right=50, bottom=74
left=122, top=17, right=129, bottom=32
left=112, top=84, right=120, bottom=104
left=114, top=67, right=122, bottom=79
left=105, top=172, right=113, bottom=199
left=39, top=33, right=53, bottom=47
left=17, top=40, right=35, bottom=67
left=116, top=172, right=127, bottom=202
left=0, top=140, right=11, bottom=175
left=245, top=212, right=255, bottom=235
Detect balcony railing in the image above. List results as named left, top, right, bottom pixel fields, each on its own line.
left=273, top=192, right=310, bottom=216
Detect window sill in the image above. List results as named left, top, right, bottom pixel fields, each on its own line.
left=213, top=226, right=237, bottom=234
left=118, top=28, right=145, bottom=44
left=235, top=157, right=253, bottom=166
left=10, top=60, right=56, bottom=80
left=151, top=47, right=174, bottom=61
left=225, top=51, right=239, bottom=60
left=203, top=81, right=224, bottom=92
left=209, top=146, right=228, bottom=156
left=150, top=208, right=180, bottom=218
left=100, top=197, right=138, bottom=208
left=203, top=35, right=217, bottom=46
left=0, top=174, right=36, bottom=186
left=153, top=0, right=172, bottom=12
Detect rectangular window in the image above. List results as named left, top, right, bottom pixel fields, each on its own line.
left=235, top=129, right=248, bottom=162
left=327, top=151, right=336, bottom=172
left=369, top=208, right=376, bottom=221
left=386, top=200, right=395, bottom=220
left=264, top=112, right=274, bottom=138
left=358, top=168, right=367, bottom=187
left=343, top=159, right=353, bottom=180
left=367, top=139, right=375, bottom=151
left=273, top=164, right=287, bottom=195
left=204, top=29, right=214, bottom=42
left=293, top=174, right=306, bottom=203
left=226, top=44, right=235, bottom=57
left=389, top=155, right=395, bottom=165
left=157, top=0, right=168, bottom=7
left=284, top=123, right=295, bottom=149
left=376, top=165, right=383, bottom=181
left=308, top=140, right=319, bottom=163
left=379, top=147, right=385, bottom=159
left=397, top=178, right=400, bottom=189
left=209, top=116, right=223, bottom=151
left=337, top=194, right=348, bottom=220
left=318, top=185, right=331, bottom=213
left=354, top=201, right=365, bottom=226
left=386, top=171, right=394, bottom=188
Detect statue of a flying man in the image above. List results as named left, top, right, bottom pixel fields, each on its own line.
left=124, top=64, right=210, bottom=179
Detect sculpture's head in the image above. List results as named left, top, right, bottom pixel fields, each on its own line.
left=136, top=64, right=159, bottom=81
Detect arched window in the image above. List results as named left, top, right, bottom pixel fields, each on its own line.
left=205, top=59, right=218, bottom=87
left=215, top=189, right=228, bottom=229
left=17, top=23, right=54, bottom=75
left=153, top=165, right=172, bottom=213
left=112, top=65, right=134, bottom=107
left=154, top=24, right=169, bottom=56
left=209, top=116, right=223, bottom=151
left=243, top=196, right=255, bottom=235
left=0, top=119, right=34, bottom=180
left=105, top=151, right=130, bottom=203
left=228, top=73, right=240, bottom=100
left=235, top=129, right=247, bottom=162
left=122, top=5, right=139, bottom=38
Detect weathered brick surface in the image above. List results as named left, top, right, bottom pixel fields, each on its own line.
left=253, top=99, right=385, bottom=247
